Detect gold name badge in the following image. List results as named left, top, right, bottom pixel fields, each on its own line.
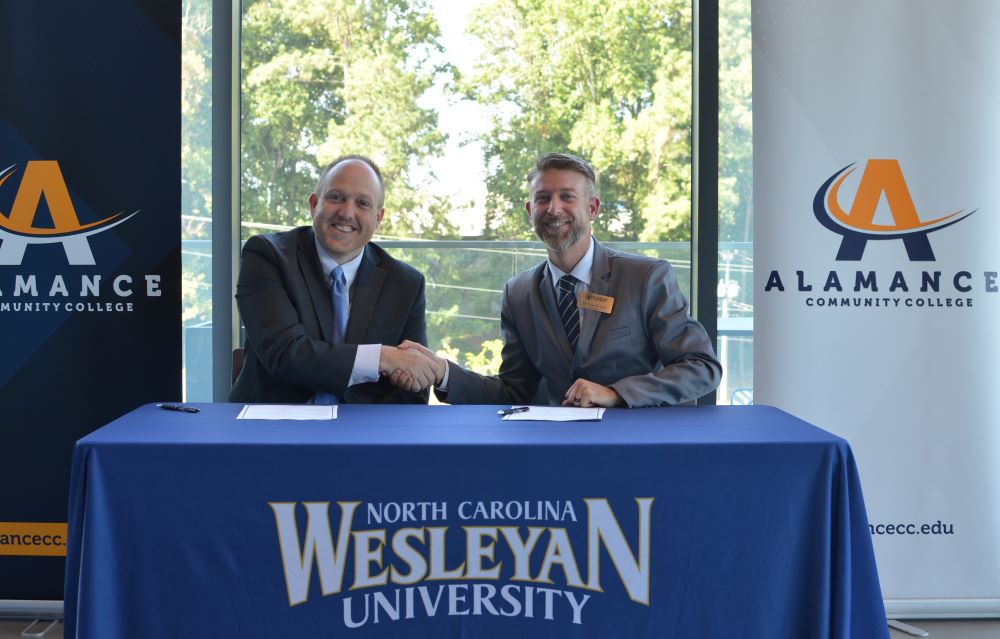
left=578, top=291, right=614, bottom=314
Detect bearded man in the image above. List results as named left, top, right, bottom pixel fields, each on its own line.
left=395, top=152, right=721, bottom=408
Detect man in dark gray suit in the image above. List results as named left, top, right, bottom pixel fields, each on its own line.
left=395, top=152, right=721, bottom=407
left=230, top=155, right=436, bottom=404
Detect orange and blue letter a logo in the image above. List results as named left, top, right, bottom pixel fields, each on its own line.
left=0, top=161, right=138, bottom=265
left=813, top=159, right=974, bottom=261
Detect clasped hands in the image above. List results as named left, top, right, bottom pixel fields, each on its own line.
left=378, top=341, right=445, bottom=393
left=379, top=341, right=624, bottom=407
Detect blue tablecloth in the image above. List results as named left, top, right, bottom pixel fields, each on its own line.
left=64, top=404, right=888, bottom=638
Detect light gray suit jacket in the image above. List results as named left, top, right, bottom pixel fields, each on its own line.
left=439, top=239, right=722, bottom=407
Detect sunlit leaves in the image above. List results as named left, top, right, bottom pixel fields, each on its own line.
left=464, top=0, right=694, bottom=241
left=240, top=0, right=456, bottom=236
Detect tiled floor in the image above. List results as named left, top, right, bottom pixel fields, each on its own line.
left=1, top=618, right=997, bottom=638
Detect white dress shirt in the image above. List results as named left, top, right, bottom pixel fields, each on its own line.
left=314, top=237, right=381, bottom=388
left=439, top=236, right=595, bottom=391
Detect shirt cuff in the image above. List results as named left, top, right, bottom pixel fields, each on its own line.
left=349, top=344, right=381, bottom=386
left=437, top=360, right=451, bottom=391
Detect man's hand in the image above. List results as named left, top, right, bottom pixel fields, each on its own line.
left=393, top=340, right=446, bottom=386
left=563, top=379, right=625, bottom=408
left=379, top=345, right=437, bottom=392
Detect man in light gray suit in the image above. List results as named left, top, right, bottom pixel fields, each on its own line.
left=395, top=152, right=721, bottom=407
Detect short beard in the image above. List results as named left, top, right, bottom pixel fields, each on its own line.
left=535, top=217, right=587, bottom=253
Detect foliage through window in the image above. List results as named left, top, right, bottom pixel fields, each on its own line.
left=180, top=0, right=754, bottom=399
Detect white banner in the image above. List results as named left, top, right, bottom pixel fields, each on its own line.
left=753, top=0, right=1000, bottom=616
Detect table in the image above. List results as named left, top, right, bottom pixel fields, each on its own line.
left=64, top=404, right=889, bottom=638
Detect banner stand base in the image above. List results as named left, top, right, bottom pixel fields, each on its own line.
left=887, top=620, right=929, bottom=636
left=0, top=600, right=62, bottom=618
left=885, top=598, right=1000, bottom=619
left=20, top=619, right=60, bottom=638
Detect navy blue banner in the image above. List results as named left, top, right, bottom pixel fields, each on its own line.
left=0, top=0, right=180, bottom=600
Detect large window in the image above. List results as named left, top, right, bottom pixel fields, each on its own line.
left=181, top=0, right=754, bottom=402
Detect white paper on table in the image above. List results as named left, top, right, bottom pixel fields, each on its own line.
left=502, top=406, right=605, bottom=422
left=236, top=405, right=337, bottom=420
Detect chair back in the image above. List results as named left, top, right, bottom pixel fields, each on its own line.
left=231, top=348, right=245, bottom=386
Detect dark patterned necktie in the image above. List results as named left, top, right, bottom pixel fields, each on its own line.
left=557, top=274, right=580, bottom=352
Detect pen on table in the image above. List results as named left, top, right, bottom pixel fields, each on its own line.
left=497, top=406, right=529, bottom=416
left=157, top=403, right=200, bottom=414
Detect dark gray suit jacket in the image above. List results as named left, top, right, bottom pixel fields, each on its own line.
left=230, top=227, right=427, bottom=404
left=440, top=239, right=721, bottom=407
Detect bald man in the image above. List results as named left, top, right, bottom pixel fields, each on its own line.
left=231, top=155, right=434, bottom=404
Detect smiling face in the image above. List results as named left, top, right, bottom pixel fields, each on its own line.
left=526, top=168, right=600, bottom=255
left=309, top=160, right=385, bottom=264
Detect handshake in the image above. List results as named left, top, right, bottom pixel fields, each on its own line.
left=378, top=340, right=447, bottom=393
left=377, top=340, right=626, bottom=407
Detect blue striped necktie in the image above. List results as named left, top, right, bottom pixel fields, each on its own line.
left=557, top=274, right=580, bottom=352
left=314, top=265, right=348, bottom=405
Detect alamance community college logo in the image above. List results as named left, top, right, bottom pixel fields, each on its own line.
left=0, top=160, right=161, bottom=314
left=764, top=158, right=997, bottom=309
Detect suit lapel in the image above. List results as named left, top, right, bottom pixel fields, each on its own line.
left=346, top=245, right=385, bottom=343
left=299, top=230, right=333, bottom=341
left=538, top=263, right=575, bottom=363
left=575, top=239, right=611, bottom=366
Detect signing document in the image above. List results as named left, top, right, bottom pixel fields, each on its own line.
left=237, top=405, right=337, bottom=420
left=501, top=406, right=605, bottom=422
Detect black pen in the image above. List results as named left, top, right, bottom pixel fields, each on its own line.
left=497, top=406, right=529, bottom=416
left=157, top=403, right=200, bottom=414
